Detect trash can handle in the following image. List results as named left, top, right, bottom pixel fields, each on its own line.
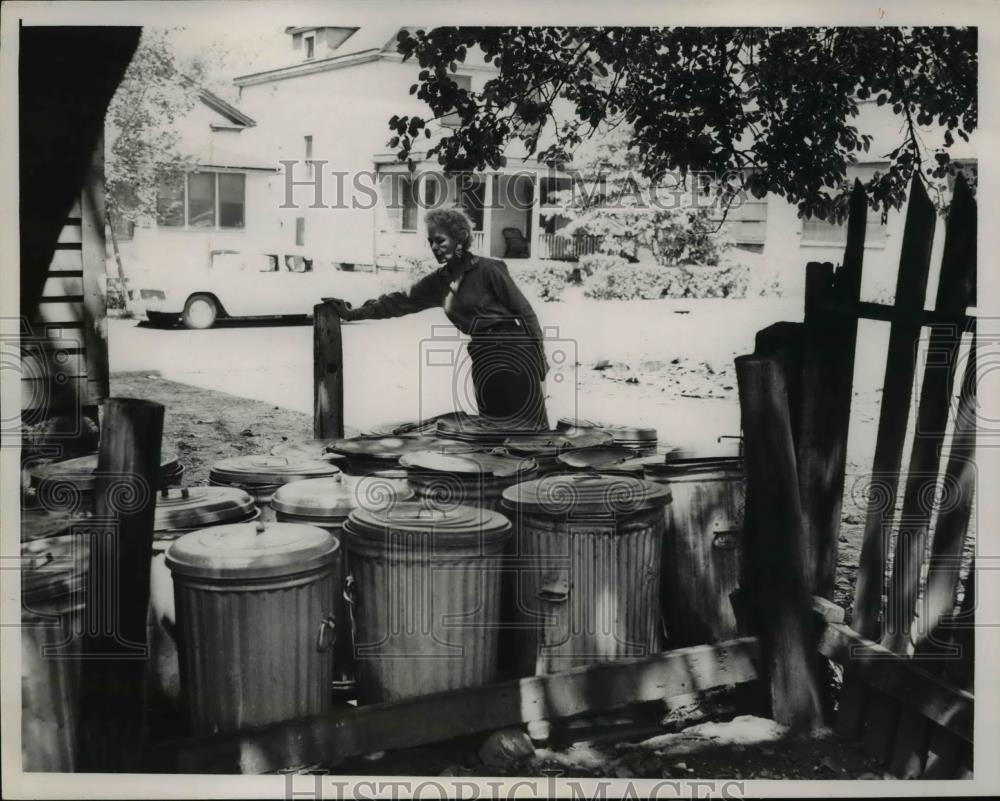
left=712, top=530, right=740, bottom=550
left=316, top=615, right=336, bottom=651
left=537, top=576, right=569, bottom=603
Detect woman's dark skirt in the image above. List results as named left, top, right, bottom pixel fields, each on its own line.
left=467, top=326, right=548, bottom=433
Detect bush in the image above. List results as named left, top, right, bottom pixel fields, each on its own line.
left=510, top=261, right=578, bottom=302
left=106, top=276, right=128, bottom=310
left=582, top=261, right=750, bottom=300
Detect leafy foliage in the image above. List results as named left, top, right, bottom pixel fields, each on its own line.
left=105, top=29, right=204, bottom=227
left=390, top=27, right=976, bottom=221
left=581, top=261, right=751, bottom=300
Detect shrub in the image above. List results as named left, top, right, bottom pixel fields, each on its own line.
left=510, top=261, right=577, bottom=302
left=582, top=261, right=750, bottom=300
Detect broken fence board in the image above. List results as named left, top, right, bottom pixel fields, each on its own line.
left=819, top=621, right=972, bottom=743
left=144, top=637, right=761, bottom=774
left=852, top=176, right=938, bottom=641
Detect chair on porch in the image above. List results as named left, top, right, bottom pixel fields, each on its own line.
left=502, top=227, right=530, bottom=258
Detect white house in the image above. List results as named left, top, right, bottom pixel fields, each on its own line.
left=124, top=86, right=282, bottom=277
left=233, top=26, right=587, bottom=267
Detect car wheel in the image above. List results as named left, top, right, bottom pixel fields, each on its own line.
left=147, top=312, right=180, bottom=329
left=182, top=295, right=218, bottom=330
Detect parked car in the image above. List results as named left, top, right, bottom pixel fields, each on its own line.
left=136, top=249, right=372, bottom=329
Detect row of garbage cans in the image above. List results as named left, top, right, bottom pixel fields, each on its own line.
left=22, top=416, right=745, bottom=761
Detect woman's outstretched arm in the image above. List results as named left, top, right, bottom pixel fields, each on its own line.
left=340, top=270, right=444, bottom=320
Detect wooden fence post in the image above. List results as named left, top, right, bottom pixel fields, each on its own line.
left=77, top=397, right=164, bottom=771
left=314, top=302, right=345, bottom=439
left=736, top=355, right=824, bottom=731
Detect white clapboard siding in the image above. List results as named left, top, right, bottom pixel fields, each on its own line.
left=41, top=274, right=84, bottom=297
left=56, top=225, right=83, bottom=244
left=49, top=249, right=83, bottom=271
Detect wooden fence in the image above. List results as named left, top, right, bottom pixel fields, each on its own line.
left=739, top=174, right=976, bottom=777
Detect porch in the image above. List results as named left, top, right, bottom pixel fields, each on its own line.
left=373, top=162, right=599, bottom=266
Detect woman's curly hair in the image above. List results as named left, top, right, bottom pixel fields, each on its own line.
left=424, top=207, right=474, bottom=248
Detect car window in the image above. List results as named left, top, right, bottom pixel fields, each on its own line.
left=284, top=255, right=314, bottom=273
left=260, top=254, right=279, bottom=273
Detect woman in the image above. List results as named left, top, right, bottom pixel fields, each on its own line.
left=325, top=208, right=549, bottom=432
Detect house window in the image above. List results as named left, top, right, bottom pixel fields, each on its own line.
left=713, top=195, right=768, bottom=245
left=400, top=176, right=419, bottom=232
left=801, top=164, right=888, bottom=247
left=304, top=34, right=315, bottom=60
left=295, top=217, right=306, bottom=246
left=156, top=171, right=247, bottom=230
left=442, top=75, right=472, bottom=128
left=218, top=174, right=245, bottom=228
left=304, top=135, right=314, bottom=177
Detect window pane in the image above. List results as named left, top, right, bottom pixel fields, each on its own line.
left=219, top=173, right=245, bottom=228
left=156, top=176, right=185, bottom=227
left=401, top=177, right=418, bottom=231
left=188, top=172, right=216, bottom=228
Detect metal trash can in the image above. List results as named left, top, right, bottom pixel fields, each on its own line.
left=165, top=520, right=340, bottom=734
left=325, top=434, right=437, bottom=476
left=556, top=418, right=658, bottom=455
left=642, top=457, right=746, bottom=646
left=208, top=454, right=341, bottom=521
left=342, top=502, right=511, bottom=703
left=272, top=474, right=414, bottom=698
left=502, top=430, right=614, bottom=475
left=148, top=486, right=259, bottom=710
left=401, top=446, right=537, bottom=510
left=21, top=534, right=89, bottom=772
left=30, top=450, right=183, bottom=514
left=500, top=472, right=671, bottom=676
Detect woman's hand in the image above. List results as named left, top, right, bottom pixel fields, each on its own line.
left=322, top=297, right=356, bottom=320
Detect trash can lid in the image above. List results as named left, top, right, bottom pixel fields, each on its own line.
left=556, top=446, right=643, bottom=471
left=503, top=429, right=614, bottom=456
left=325, top=435, right=436, bottom=460
left=344, top=501, right=511, bottom=548
left=31, top=450, right=180, bottom=491
left=209, top=454, right=341, bottom=486
left=400, top=447, right=536, bottom=479
left=501, top=472, right=671, bottom=517
left=644, top=456, right=744, bottom=480
left=434, top=415, right=515, bottom=443
left=267, top=438, right=350, bottom=465
left=271, top=473, right=414, bottom=519
left=165, top=520, right=339, bottom=580
left=556, top=418, right=658, bottom=443
left=154, top=486, right=257, bottom=533
left=22, top=534, right=89, bottom=604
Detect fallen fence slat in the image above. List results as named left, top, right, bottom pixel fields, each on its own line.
left=818, top=621, right=973, bottom=743
left=852, top=176, right=938, bottom=642
left=143, top=637, right=761, bottom=774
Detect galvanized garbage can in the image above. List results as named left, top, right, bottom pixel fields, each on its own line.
left=21, top=534, right=88, bottom=772
left=30, top=450, right=183, bottom=514
left=325, top=434, right=437, bottom=476
left=642, top=457, right=746, bottom=646
left=557, top=418, right=659, bottom=455
left=502, top=430, right=614, bottom=475
left=165, top=520, right=340, bottom=734
left=500, top=473, right=672, bottom=676
left=148, top=486, right=259, bottom=709
left=401, top=446, right=538, bottom=510
left=272, top=474, right=414, bottom=698
left=208, top=454, right=341, bottom=521
left=342, top=502, right=511, bottom=703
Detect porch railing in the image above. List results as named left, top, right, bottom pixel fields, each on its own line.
left=539, top=232, right=602, bottom=260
